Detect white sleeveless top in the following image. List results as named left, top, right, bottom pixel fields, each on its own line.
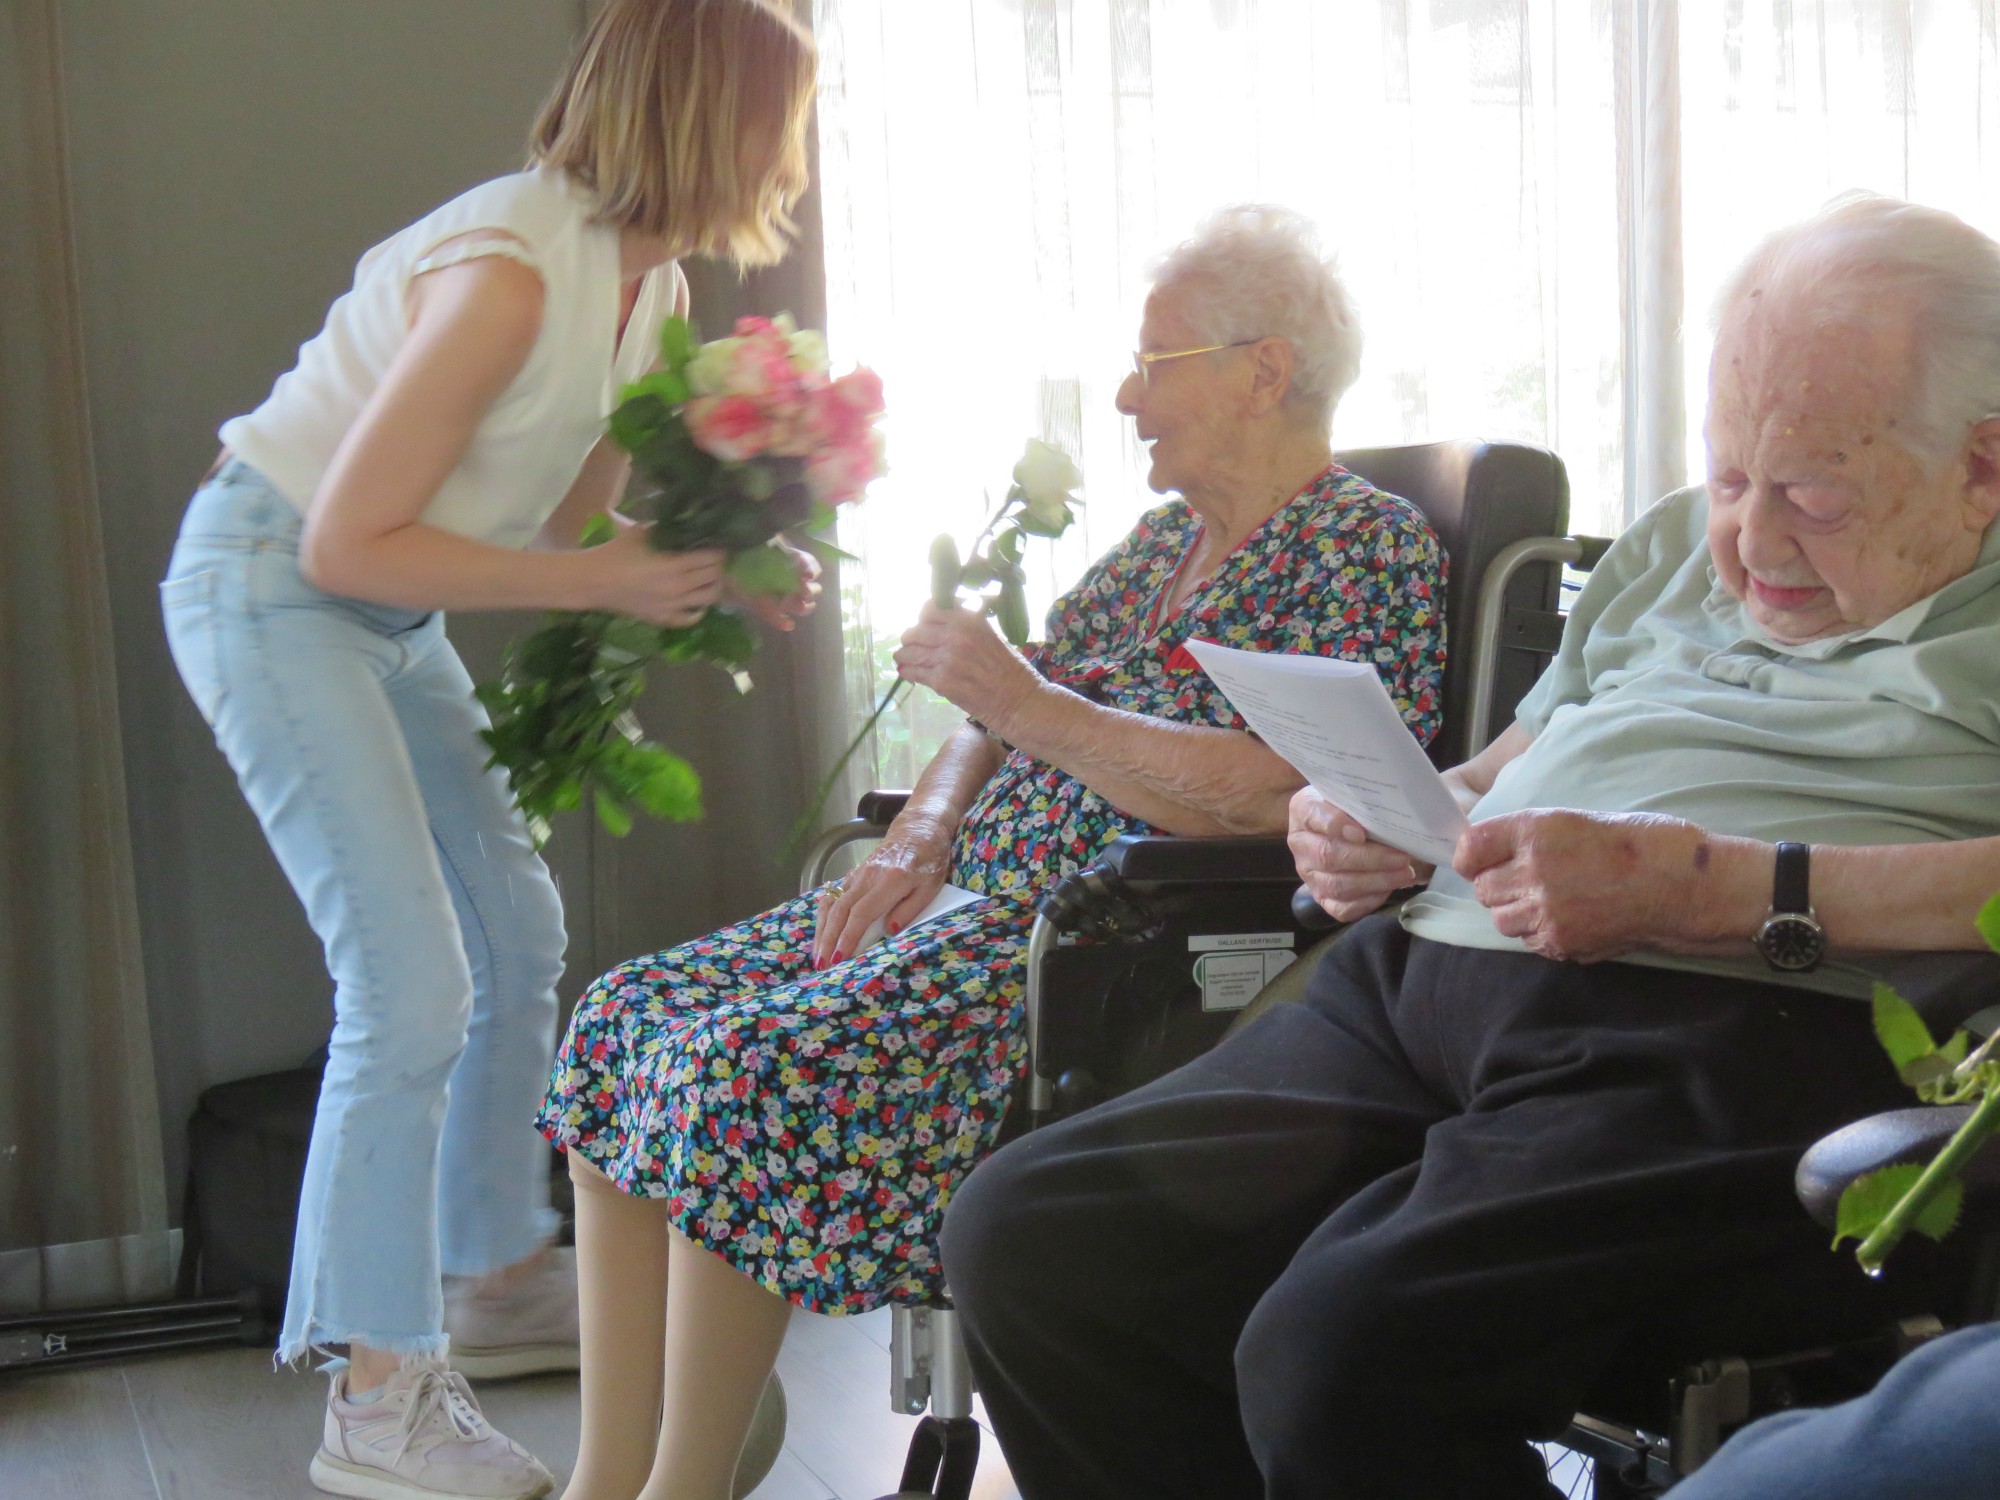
left=220, top=168, right=679, bottom=549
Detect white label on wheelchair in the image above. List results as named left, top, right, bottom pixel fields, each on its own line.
left=1189, top=935, right=1296, bottom=1012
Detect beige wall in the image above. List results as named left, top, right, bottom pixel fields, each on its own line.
left=52, top=0, right=838, bottom=1210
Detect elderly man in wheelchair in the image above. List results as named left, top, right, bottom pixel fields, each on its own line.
left=942, top=191, right=2000, bottom=1500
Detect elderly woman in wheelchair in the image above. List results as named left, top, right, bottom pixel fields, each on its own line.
left=531, top=203, right=1447, bottom=1500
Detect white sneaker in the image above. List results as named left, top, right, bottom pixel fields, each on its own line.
left=442, top=1246, right=581, bottom=1380
left=309, top=1359, right=555, bottom=1500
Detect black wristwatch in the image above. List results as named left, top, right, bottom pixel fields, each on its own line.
left=1754, top=841, right=1826, bottom=973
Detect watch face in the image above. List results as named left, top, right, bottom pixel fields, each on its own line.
left=1759, top=914, right=1825, bottom=972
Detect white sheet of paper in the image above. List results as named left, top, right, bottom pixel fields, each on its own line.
left=1183, top=639, right=1469, bottom=868
left=852, top=882, right=988, bottom=955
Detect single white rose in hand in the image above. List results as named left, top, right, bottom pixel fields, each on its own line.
left=1012, top=439, right=1083, bottom=532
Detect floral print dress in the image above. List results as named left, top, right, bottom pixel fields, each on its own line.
left=536, top=464, right=1446, bottom=1313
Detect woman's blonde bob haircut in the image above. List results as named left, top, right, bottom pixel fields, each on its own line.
left=527, top=0, right=816, bottom=267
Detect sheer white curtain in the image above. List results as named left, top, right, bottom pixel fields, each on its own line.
left=811, top=0, right=2000, bottom=786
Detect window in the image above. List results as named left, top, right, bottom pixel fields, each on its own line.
left=813, top=0, right=2000, bottom=785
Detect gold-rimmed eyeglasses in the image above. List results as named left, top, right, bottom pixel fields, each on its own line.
left=1131, top=338, right=1262, bottom=384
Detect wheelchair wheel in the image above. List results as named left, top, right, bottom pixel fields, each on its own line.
left=1537, top=1441, right=1597, bottom=1499
left=871, top=1413, right=981, bottom=1500
left=732, top=1372, right=787, bottom=1499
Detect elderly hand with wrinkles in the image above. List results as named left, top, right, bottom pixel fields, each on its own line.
left=893, top=601, right=1046, bottom=734
left=1451, top=808, right=1716, bottom=963
left=811, top=818, right=954, bottom=969
left=1291, top=787, right=1717, bottom=964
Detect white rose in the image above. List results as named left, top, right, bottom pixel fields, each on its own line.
left=684, top=336, right=741, bottom=397
left=785, top=327, right=829, bottom=376
left=1012, top=438, right=1083, bottom=527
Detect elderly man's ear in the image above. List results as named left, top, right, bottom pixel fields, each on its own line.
left=1246, top=335, right=1296, bottom=414
left=1963, top=416, right=2000, bottom=531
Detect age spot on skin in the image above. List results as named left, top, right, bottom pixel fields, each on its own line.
left=1832, top=452, right=1848, bottom=464
left=1693, top=842, right=1711, bottom=872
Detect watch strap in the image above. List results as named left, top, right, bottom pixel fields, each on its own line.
left=1772, top=841, right=1811, bottom=915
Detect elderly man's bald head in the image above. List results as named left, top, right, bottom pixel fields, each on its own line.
left=1711, top=194, right=2000, bottom=469
left=1702, top=197, right=2000, bottom=644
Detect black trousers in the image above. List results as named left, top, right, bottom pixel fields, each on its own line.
left=941, top=916, right=1945, bottom=1500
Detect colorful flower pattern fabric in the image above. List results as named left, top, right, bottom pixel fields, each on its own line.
left=536, top=464, right=1446, bottom=1313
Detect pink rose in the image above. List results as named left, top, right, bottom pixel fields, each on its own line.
left=805, top=429, right=886, bottom=506
left=831, top=367, right=886, bottom=418
left=684, top=394, right=774, bottom=462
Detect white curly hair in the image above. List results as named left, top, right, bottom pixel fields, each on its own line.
left=1150, top=204, right=1363, bottom=429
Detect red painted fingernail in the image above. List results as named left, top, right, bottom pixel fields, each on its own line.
left=886, top=920, right=901, bottom=935
left=832, top=950, right=846, bottom=965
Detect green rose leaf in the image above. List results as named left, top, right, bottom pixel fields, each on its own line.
left=658, top=314, right=697, bottom=373
left=1834, top=1164, right=1964, bottom=1249
left=728, top=542, right=805, bottom=598
left=1873, top=982, right=1938, bottom=1077
left=1977, top=891, right=2000, bottom=955
left=593, top=788, right=634, bottom=838
left=578, top=513, right=617, bottom=549
left=633, top=748, right=703, bottom=821
left=1013, top=502, right=1071, bottom=539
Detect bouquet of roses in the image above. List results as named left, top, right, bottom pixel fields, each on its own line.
left=477, top=313, right=885, bottom=845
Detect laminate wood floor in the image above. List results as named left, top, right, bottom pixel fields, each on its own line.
left=0, top=1308, right=1022, bottom=1500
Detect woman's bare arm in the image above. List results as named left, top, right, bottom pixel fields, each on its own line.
left=300, top=256, right=722, bottom=623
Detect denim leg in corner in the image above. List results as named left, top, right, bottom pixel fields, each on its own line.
left=389, top=619, right=566, bottom=1278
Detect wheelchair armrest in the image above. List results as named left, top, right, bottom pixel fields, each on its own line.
left=856, top=789, right=912, bottom=825
left=1795, top=1105, right=2000, bottom=1231
left=1094, top=833, right=1298, bottom=885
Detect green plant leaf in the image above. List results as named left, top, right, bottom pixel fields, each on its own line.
left=578, top=513, right=617, bottom=549
left=1835, top=1164, right=1964, bottom=1248
left=1873, top=982, right=1938, bottom=1077
left=659, top=314, right=696, bottom=373
left=1977, top=891, right=2000, bottom=955
left=992, top=527, right=1025, bottom=564
left=1014, top=503, right=1072, bottom=538
left=728, top=542, right=805, bottom=597
left=593, top=788, right=634, bottom=838
left=617, top=367, right=691, bottom=410
left=634, top=750, right=703, bottom=821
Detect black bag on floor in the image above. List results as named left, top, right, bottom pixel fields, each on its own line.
left=175, top=1051, right=325, bottom=1318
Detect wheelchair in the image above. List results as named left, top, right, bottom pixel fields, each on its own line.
left=801, top=438, right=1999, bottom=1498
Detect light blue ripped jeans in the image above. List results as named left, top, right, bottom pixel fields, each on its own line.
left=161, top=459, right=564, bottom=1363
